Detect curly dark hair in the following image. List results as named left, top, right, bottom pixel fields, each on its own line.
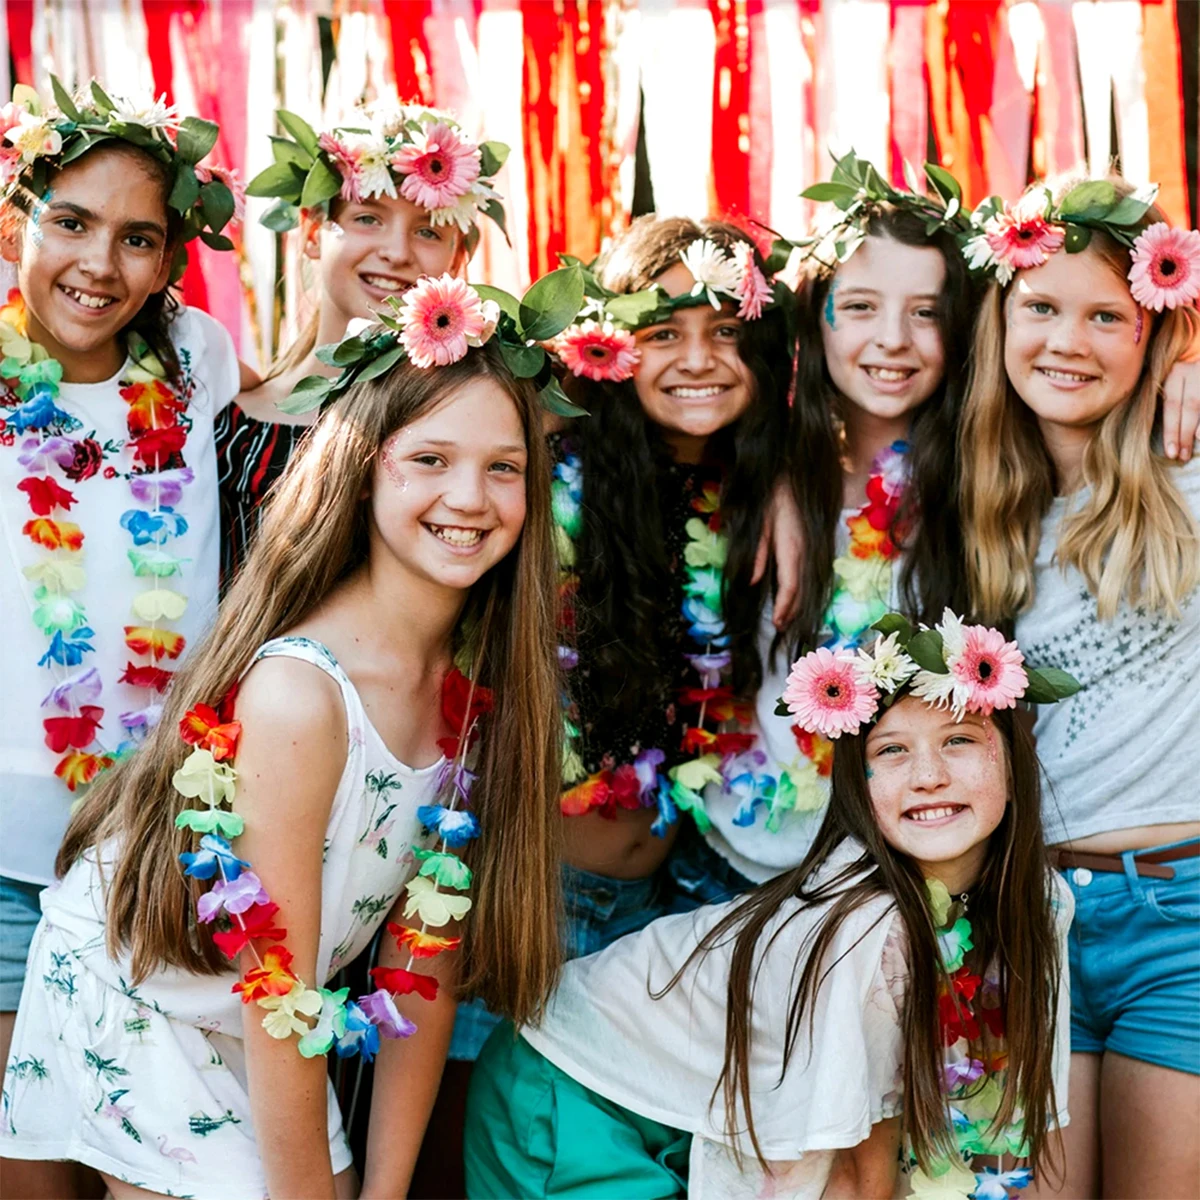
left=564, top=215, right=793, bottom=706
left=6, top=141, right=185, bottom=382
left=783, top=204, right=982, bottom=655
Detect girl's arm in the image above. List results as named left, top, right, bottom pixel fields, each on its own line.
left=753, top=477, right=804, bottom=629
left=232, top=658, right=349, bottom=1200
left=358, top=909, right=462, bottom=1198
left=822, top=1117, right=901, bottom=1199
left=1162, top=357, right=1200, bottom=461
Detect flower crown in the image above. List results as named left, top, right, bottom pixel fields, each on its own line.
left=246, top=106, right=508, bottom=254
left=785, top=149, right=973, bottom=271
left=549, top=237, right=788, bottom=384
left=779, top=609, right=1080, bottom=741
left=961, top=179, right=1200, bottom=312
left=1, top=79, right=242, bottom=280
left=283, top=266, right=587, bottom=417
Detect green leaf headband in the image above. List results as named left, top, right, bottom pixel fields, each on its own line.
left=246, top=106, right=509, bottom=257
left=282, top=266, right=587, bottom=418
left=777, top=608, right=1080, bottom=741
left=1, top=78, right=241, bottom=279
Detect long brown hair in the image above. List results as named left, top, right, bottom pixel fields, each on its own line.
left=961, top=177, right=1199, bottom=623
left=671, top=704, right=1061, bottom=1175
left=59, top=342, right=564, bottom=1024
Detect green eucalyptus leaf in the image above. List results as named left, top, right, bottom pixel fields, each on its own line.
left=499, top=340, right=545, bottom=379
left=175, top=116, right=219, bottom=165
left=924, top=163, right=963, bottom=204
left=1063, top=224, right=1093, bottom=253
left=197, top=229, right=234, bottom=252
left=270, top=136, right=313, bottom=169
left=519, top=265, right=585, bottom=342
left=168, top=162, right=201, bottom=214
left=259, top=199, right=300, bottom=232
left=1022, top=666, right=1082, bottom=703
left=300, top=157, right=342, bottom=209
left=276, top=109, right=321, bottom=158
left=1106, top=193, right=1154, bottom=227
left=1058, top=180, right=1116, bottom=219
left=472, top=284, right=521, bottom=323
left=537, top=376, right=588, bottom=418
left=872, top=613, right=915, bottom=643
left=478, top=141, right=510, bottom=177
left=355, top=342, right=406, bottom=382
left=51, top=76, right=82, bottom=123
left=605, top=288, right=670, bottom=327
left=905, top=630, right=948, bottom=674
left=278, top=374, right=335, bottom=415
left=198, top=181, right=235, bottom=234
left=245, top=160, right=306, bottom=201
left=764, top=237, right=796, bottom=276
left=801, top=181, right=860, bottom=205
left=330, top=336, right=368, bottom=366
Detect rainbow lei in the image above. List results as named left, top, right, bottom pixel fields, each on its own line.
left=2, top=289, right=192, bottom=793
left=911, top=880, right=1034, bottom=1200
left=175, top=668, right=489, bottom=1057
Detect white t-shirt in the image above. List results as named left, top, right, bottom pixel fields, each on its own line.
left=1016, top=456, right=1200, bottom=844
left=702, top=509, right=904, bottom=883
left=1, top=307, right=238, bottom=884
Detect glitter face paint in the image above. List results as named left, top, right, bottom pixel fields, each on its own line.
left=381, top=440, right=409, bottom=491
left=824, top=279, right=837, bottom=330
left=28, top=188, right=50, bottom=247
left=1134, top=307, right=1144, bottom=345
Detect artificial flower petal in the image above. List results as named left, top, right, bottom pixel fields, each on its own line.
left=175, top=806, right=245, bottom=840
left=413, top=848, right=473, bottom=890
left=386, top=922, right=462, bottom=959
left=356, top=988, right=417, bottom=1039
left=23, top=557, right=86, bottom=593
left=335, top=1002, right=382, bottom=1061
left=130, top=587, right=188, bottom=623
left=258, top=978, right=324, bottom=1038
left=117, top=662, right=173, bottom=692
left=232, top=945, right=298, bottom=1002
left=298, top=987, right=351, bottom=1058
left=42, top=706, right=103, bottom=753
left=126, top=547, right=186, bottom=577
left=17, top=475, right=75, bottom=515
left=180, top=833, right=249, bottom=882
left=212, top=902, right=287, bottom=959
left=172, top=747, right=238, bottom=805
left=41, top=666, right=102, bottom=711
left=416, top=804, right=480, bottom=847
left=179, top=704, right=242, bottom=761
left=23, top=517, right=83, bottom=550
left=402, top=874, right=472, bottom=927
left=54, top=749, right=114, bottom=791
left=124, top=626, right=186, bottom=660
left=370, top=966, right=439, bottom=1001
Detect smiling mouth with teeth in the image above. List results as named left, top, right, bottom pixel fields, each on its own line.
left=863, top=366, right=917, bottom=381
left=426, top=523, right=486, bottom=547
left=1037, top=367, right=1096, bottom=383
left=361, top=274, right=412, bottom=293
left=903, top=804, right=967, bottom=823
left=60, top=284, right=117, bottom=310
left=664, top=385, right=730, bottom=398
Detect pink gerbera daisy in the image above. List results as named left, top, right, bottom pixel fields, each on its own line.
left=318, top=132, right=365, bottom=203
left=392, top=122, right=481, bottom=211
left=397, top=275, right=486, bottom=368
left=984, top=208, right=1065, bottom=272
left=950, top=625, right=1027, bottom=716
left=555, top=321, right=640, bottom=382
left=782, top=647, right=879, bottom=739
left=1128, top=223, right=1200, bottom=312
left=732, top=242, right=772, bottom=320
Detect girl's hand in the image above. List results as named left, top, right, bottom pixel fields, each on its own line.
left=1162, top=358, right=1200, bottom=461
left=753, top=479, right=804, bottom=629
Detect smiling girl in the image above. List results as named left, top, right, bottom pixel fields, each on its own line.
left=0, top=283, right=563, bottom=1198
left=219, top=105, right=508, bottom=586
left=960, top=176, right=1200, bottom=1198
left=0, top=81, right=242, bottom=1198
left=464, top=613, right=1077, bottom=1200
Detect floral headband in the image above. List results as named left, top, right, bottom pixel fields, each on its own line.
left=283, top=266, right=587, bottom=417
left=1, top=79, right=242, bottom=279
left=785, top=149, right=973, bottom=271
left=246, top=105, right=508, bottom=254
left=961, top=180, right=1200, bottom=312
left=549, top=237, right=787, bottom=384
left=779, top=609, right=1080, bottom=741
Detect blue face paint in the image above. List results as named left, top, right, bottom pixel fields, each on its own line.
left=824, top=280, right=837, bottom=330
left=865, top=767, right=874, bottom=779
left=28, top=188, right=51, bottom=247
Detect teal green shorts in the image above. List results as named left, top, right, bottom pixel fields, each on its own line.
left=463, top=1022, right=690, bottom=1199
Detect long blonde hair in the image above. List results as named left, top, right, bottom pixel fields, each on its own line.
left=60, top=343, right=563, bottom=1024
left=961, top=182, right=1199, bottom=623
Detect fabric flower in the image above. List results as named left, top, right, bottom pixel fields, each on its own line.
left=195, top=869, right=267, bottom=922
left=124, top=626, right=186, bottom=661
left=17, top=434, right=75, bottom=471
left=370, top=966, right=439, bottom=1001
left=17, top=475, right=74, bottom=515
left=782, top=647, right=879, bottom=739
left=130, top=587, right=188, bottom=623
left=685, top=650, right=731, bottom=689
left=119, top=703, right=162, bottom=736
left=117, top=662, right=173, bottom=692
left=128, top=423, right=187, bottom=468
left=42, top=667, right=102, bottom=712
left=172, top=747, right=237, bottom=806
left=53, top=750, right=114, bottom=791
left=413, top=848, right=473, bottom=890
left=682, top=596, right=726, bottom=645
left=679, top=238, right=743, bottom=308
left=180, top=704, right=242, bottom=762
left=176, top=806, right=244, bottom=841
left=23, top=517, right=83, bottom=551
left=392, top=121, right=481, bottom=210
left=127, top=547, right=186, bottom=578
left=128, top=467, right=194, bottom=507
left=31, top=587, right=87, bottom=635
left=942, top=1055, right=985, bottom=1092
left=297, top=986, right=350, bottom=1058
left=667, top=777, right=712, bottom=834
left=906, top=1161, right=978, bottom=1200
left=417, top=804, right=480, bottom=847
left=5, top=391, right=69, bottom=432
left=397, top=275, right=487, bottom=368
left=926, top=878, right=953, bottom=927
left=42, top=706, right=103, bottom=753
left=356, top=988, right=418, bottom=1039
left=232, top=945, right=298, bottom=1003
left=335, top=1001, right=382, bottom=1061
left=259, top=979, right=324, bottom=1039
left=937, top=917, right=974, bottom=972
left=972, top=1167, right=1033, bottom=1200
left=402, top=874, right=472, bottom=927
left=682, top=518, right=727, bottom=568
left=38, top=627, right=95, bottom=668
left=22, top=558, right=85, bottom=594
left=732, top=242, right=772, bottom=320
left=1128, top=222, right=1200, bottom=311
left=211, top=901, right=287, bottom=959
left=120, top=506, right=188, bottom=546
left=387, top=922, right=462, bottom=959
left=180, top=833, right=249, bottom=882
left=554, top=321, right=640, bottom=382
left=121, top=378, right=186, bottom=434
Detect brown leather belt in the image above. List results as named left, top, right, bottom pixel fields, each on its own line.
left=1050, top=841, right=1200, bottom=882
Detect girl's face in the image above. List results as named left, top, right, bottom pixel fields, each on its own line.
left=307, top=193, right=464, bottom=321
left=1004, top=244, right=1148, bottom=435
left=0, top=146, right=172, bottom=381
left=371, top=376, right=528, bottom=593
left=864, top=697, right=1008, bottom=894
left=631, top=260, right=755, bottom=462
left=821, top=235, right=947, bottom=422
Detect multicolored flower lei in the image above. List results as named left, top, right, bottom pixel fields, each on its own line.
left=2, top=289, right=192, bottom=793
left=175, top=668, right=490, bottom=1058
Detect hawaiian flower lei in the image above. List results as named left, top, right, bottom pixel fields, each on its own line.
left=961, top=179, right=1200, bottom=313
left=175, top=668, right=491, bottom=1057
left=2, top=291, right=194, bottom=792
left=779, top=608, right=1080, bottom=742
left=246, top=105, right=509, bottom=251
left=551, top=239, right=780, bottom=385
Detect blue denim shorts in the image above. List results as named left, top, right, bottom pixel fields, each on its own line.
left=1, top=876, right=45, bottom=1010
left=664, top=826, right=754, bottom=914
left=448, top=863, right=667, bottom=1061
left=1061, top=838, right=1200, bottom=1075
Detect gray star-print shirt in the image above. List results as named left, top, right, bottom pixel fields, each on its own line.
left=1016, top=456, right=1200, bottom=844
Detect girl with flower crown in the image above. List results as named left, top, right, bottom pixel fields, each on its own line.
left=0, top=297, right=565, bottom=1196
left=0, top=80, right=245, bottom=1198
left=960, top=175, right=1200, bottom=1199
left=218, top=105, right=508, bottom=587
left=463, top=612, right=1077, bottom=1200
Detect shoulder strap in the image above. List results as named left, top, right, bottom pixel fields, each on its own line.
left=249, top=636, right=345, bottom=684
